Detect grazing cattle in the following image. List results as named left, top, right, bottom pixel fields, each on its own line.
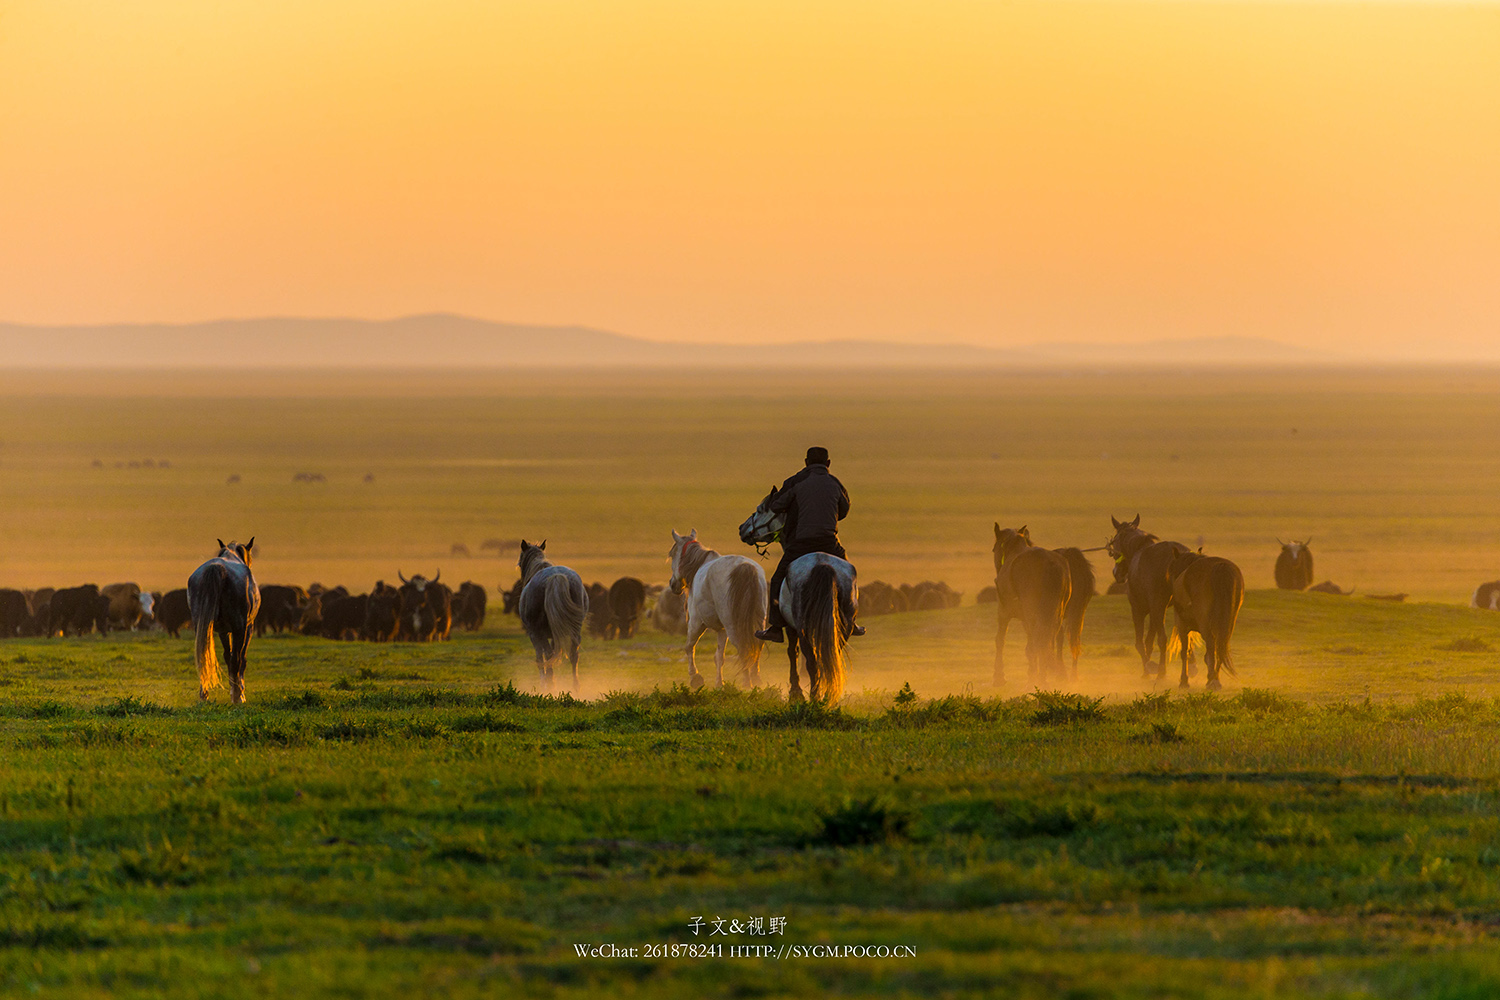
left=101, top=582, right=146, bottom=631
left=291, top=471, right=326, bottom=483
left=976, top=585, right=998, bottom=606
left=0, top=589, right=28, bottom=638
left=652, top=585, right=689, bottom=635
left=156, top=589, right=193, bottom=637
left=1168, top=550, right=1244, bottom=691
left=141, top=590, right=158, bottom=627
left=856, top=581, right=908, bottom=617
left=187, top=538, right=260, bottom=704
left=584, top=582, right=611, bottom=638
left=992, top=525, right=1095, bottom=683
left=365, top=582, right=402, bottom=641
left=226, top=474, right=241, bottom=484
left=1106, top=515, right=1193, bottom=680
left=1367, top=593, right=1408, bottom=603
left=297, top=593, right=324, bottom=635
left=1274, top=539, right=1314, bottom=590
left=516, top=540, right=587, bottom=690
left=606, top=577, right=647, bottom=639
left=500, top=579, right=524, bottom=615
left=453, top=582, right=487, bottom=631
left=1472, top=581, right=1500, bottom=610
left=1309, top=580, right=1353, bottom=596
left=318, top=594, right=369, bottom=640
left=481, top=538, right=519, bottom=555
left=397, top=571, right=449, bottom=641
left=49, top=585, right=107, bottom=637
left=22, top=589, right=55, bottom=635
left=451, top=543, right=471, bottom=558
left=256, top=585, right=306, bottom=635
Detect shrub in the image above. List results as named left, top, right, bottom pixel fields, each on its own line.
left=1028, top=691, right=1106, bottom=726
left=815, top=797, right=912, bottom=846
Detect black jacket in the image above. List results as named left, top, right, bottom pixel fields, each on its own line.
left=770, top=465, right=849, bottom=544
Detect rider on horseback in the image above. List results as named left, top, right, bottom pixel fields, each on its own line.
left=754, top=446, right=865, bottom=643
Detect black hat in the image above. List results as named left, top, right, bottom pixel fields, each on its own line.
left=805, top=446, right=830, bottom=465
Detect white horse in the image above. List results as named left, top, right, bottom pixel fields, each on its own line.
left=668, top=529, right=768, bottom=689
left=780, top=553, right=856, bottom=703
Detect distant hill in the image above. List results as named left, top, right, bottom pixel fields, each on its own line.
left=0, top=314, right=1337, bottom=368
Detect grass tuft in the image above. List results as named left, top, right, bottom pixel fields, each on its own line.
left=815, top=797, right=912, bottom=846
left=1028, top=691, right=1106, bottom=726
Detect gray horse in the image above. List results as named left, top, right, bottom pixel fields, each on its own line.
left=187, top=538, right=260, bottom=704
left=516, top=540, right=588, bottom=690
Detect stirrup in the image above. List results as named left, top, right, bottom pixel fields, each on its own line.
left=850, top=623, right=866, bottom=637
left=755, top=626, right=785, bottom=643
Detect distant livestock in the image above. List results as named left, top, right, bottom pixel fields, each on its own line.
left=156, top=589, right=192, bottom=637
left=291, top=472, right=326, bottom=483
left=451, top=543, right=471, bottom=558
left=49, top=585, right=108, bottom=637
left=1472, top=581, right=1500, bottom=611
left=453, top=582, right=487, bottom=632
left=606, top=577, right=647, bottom=639
left=584, top=582, right=612, bottom=638
left=652, top=586, right=689, bottom=635
left=397, top=571, right=452, bottom=642
left=101, top=582, right=147, bottom=631
left=364, top=581, right=402, bottom=641
left=0, top=589, right=28, bottom=638
left=1274, top=539, right=1314, bottom=590
left=256, top=585, right=307, bottom=635
left=1308, top=580, right=1353, bottom=596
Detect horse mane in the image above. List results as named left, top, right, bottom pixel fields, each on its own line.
left=676, top=538, right=717, bottom=585
left=519, top=545, right=552, bottom=584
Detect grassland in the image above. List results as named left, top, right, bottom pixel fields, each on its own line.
left=7, top=367, right=1500, bottom=996
left=3, top=367, right=1500, bottom=602
left=6, top=592, right=1500, bottom=997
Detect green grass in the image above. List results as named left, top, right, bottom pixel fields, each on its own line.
left=4, top=592, right=1500, bottom=996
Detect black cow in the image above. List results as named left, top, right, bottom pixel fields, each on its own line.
left=318, top=594, right=369, bottom=640
left=584, top=581, right=611, bottom=638
left=500, top=579, right=523, bottom=615
left=49, top=585, right=107, bottom=637
left=454, top=582, right=487, bottom=631
left=397, top=572, right=451, bottom=641
left=156, top=589, right=193, bottom=637
left=606, top=577, right=647, bottom=639
left=0, top=589, right=28, bottom=638
left=365, top=582, right=401, bottom=642
left=256, top=585, right=306, bottom=635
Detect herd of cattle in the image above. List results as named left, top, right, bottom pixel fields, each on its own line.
left=6, top=534, right=1499, bottom=645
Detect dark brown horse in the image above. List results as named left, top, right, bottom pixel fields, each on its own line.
left=1106, top=515, right=1191, bottom=679
left=1274, top=539, right=1313, bottom=590
left=187, top=538, right=260, bottom=704
left=1168, top=550, right=1244, bottom=690
left=992, top=525, right=1081, bottom=684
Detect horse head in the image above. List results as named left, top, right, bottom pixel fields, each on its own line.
left=992, top=524, right=1033, bottom=570
left=668, top=529, right=699, bottom=594
left=739, top=487, right=785, bottom=550
left=518, top=540, right=548, bottom=583
left=216, top=537, right=254, bottom=566
left=1105, top=516, right=1153, bottom=567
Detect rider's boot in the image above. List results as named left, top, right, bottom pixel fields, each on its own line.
left=850, top=623, right=865, bottom=637
left=755, top=604, right=786, bottom=643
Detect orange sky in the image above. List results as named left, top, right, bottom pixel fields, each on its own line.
left=0, top=1, right=1496, bottom=356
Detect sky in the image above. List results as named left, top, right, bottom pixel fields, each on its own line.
left=0, top=1, right=1497, bottom=357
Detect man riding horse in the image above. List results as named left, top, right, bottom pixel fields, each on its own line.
left=754, top=446, right=865, bottom=642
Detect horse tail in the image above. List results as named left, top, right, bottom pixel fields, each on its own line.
left=191, top=573, right=222, bottom=693
left=727, top=561, right=767, bottom=674
left=801, top=563, right=848, bottom=703
left=1211, top=561, right=1244, bottom=676
left=543, top=574, right=585, bottom=662
left=1058, top=548, right=1095, bottom=649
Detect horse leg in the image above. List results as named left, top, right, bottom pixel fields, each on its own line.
left=1151, top=600, right=1172, bottom=679
left=786, top=628, right=804, bottom=702
left=234, top=626, right=250, bottom=705
left=1204, top=632, right=1221, bottom=692
left=531, top=641, right=550, bottom=689
left=684, top=617, right=709, bottom=690
left=1131, top=599, right=1153, bottom=678
left=714, top=631, right=728, bottom=688
left=1175, top=615, right=1191, bottom=690
left=993, top=612, right=1010, bottom=685
left=569, top=639, right=580, bottom=691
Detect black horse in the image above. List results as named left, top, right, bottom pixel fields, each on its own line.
left=188, top=538, right=260, bottom=704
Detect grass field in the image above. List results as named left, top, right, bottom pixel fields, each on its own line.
left=8, top=367, right=1500, bottom=996
left=7, top=593, right=1500, bottom=998
left=3, top=367, right=1500, bottom=604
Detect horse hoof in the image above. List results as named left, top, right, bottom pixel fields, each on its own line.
left=1207, top=680, right=1222, bottom=692
left=689, top=674, right=705, bottom=691
left=1178, top=681, right=1190, bottom=690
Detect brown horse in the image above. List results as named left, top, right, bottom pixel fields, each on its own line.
left=1106, top=515, right=1191, bottom=679
left=992, top=525, right=1075, bottom=684
left=1168, top=550, right=1244, bottom=690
